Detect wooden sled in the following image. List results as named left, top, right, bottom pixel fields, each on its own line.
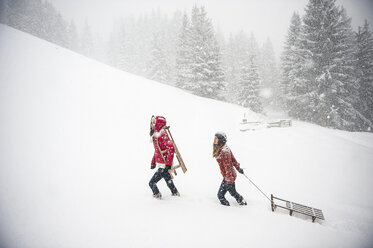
left=163, top=126, right=187, bottom=179
left=271, top=194, right=324, bottom=223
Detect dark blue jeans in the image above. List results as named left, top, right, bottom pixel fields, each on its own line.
left=149, top=168, right=178, bottom=195
left=217, top=180, right=242, bottom=203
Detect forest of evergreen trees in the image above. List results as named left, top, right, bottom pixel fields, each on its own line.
left=107, top=5, right=273, bottom=111
left=280, top=0, right=373, bottom=131
left=1, top=0, right=372, bottom=131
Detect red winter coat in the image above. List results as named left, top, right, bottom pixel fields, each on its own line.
left=151, top=116, right=175, bottom=167
left=216, top=144, right=241, bottom=184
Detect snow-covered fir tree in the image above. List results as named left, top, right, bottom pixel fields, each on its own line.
left=236, top=54, right=262, bottom=113
left=258, top=38, right=279, bottom=109
left=206, top=38, right=225, bottom=100
left=107, top=12, right=180, bottom=85
left=118, top=22, right=135, bottom=72
left=175, top=13, right=193, bottom=90
left=248, top=33, right=260, bottom=62
left=66, top=20, right=79, bottom=52
left=280, top=12, right=307, bottom=118
left=0, top=0, right=9, bottom=24
left=164, top=11, right=183, bottom=85
left=184, top=5, right=225, bottom=100
left=79, top=20, right=94, bottom=58
left=356, top=20, right=373, bottom=130
left=297, top=0, right=360, bottom=130
left=1, top=0, right=29, bottom=33
left=223, top=31, right=260, bottom=104
left=1, top=0, right=70, bottom=49
left=222, top=34, right=240, bottom=103
left=331, top=8, right=360, bottom=129
left=5, top=0, right=370, bottom=131
left=147, top=30, right=171, bottom=83
left=109, top=15, right=149, bottom=76
left=51, top=13, right=69, bottom=48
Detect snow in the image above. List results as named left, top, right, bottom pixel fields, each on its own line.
left=1, top=24, right=373, bottom=248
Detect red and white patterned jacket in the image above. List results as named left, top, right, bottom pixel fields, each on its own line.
left=216, top=144, right=241, bottom=184
left=151, top=116, right=175, bottom=167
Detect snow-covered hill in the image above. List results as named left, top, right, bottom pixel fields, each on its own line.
left=1, top=24, right=373, bottom=248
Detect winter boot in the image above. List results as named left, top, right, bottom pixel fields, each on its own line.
left=237, top=196, right=247, bottom=205
left=220, top=200, right=230, bottom=206
left=172, top=191, right=180, bottom=196
left=153, top=193, right=162, bottom=199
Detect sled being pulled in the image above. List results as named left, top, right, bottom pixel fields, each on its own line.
left=271, top=194, right=324, bottom=223
left=162, top=126, right=187, bottom=178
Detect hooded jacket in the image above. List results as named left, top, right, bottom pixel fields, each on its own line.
left=151, top=116, right=175, bottom=167
left=215, top=144, right=241, bottom=184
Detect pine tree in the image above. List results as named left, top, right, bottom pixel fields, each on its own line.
left=3, top=0, right=28, bottom=32
left=52, top=13, right=68, bottom=48
left=1, top=0, right=70, bottom=49
left=229, top=31, right=249, bottom=104
left=188, top=5, right=205, bottom=94
left=223, top=34, right=240, bottom=103
left=258, top=38, right=279, bottom=109
left=223, top=32, right=262, bottom=105
left=80, top=20, right=94, bottom=57
left=175, top=13, right=193, bottom=89
left=187, top=5, right=225, bottom=99
left=116, top=22, right=133, bottom=72
left=0, top=0, right=9, bottom=24
left=330, top=8, right=359, bottom=129
left=207, top=38, right=225, bottom=100
left=66, top=20, right=79, bottom=51
left=147, top=30, right=171, bottom=83
left=237, top=54, right=262, bottom=112
left=356, top=20, right=373, bottom=130
left=163, top=11, right=182, bottom=86
left=299, top=0, right=359, bottom=130
left=23, top=0, right=43, bottom=37
left=41, top=1, right=62, bottom=45
left=280, top=12, right=306, bottom=118
left=248, top=33, right=260, bottom=61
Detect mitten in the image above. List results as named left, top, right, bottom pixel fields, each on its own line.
left=238, top=168, right=244, bottom=174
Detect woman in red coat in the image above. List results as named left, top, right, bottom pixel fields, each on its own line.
left=213, top=132, right=247, bottom=206
left=149, top=116, right=179, bottom=199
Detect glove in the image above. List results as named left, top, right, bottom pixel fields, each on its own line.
left=238, top=168, right=244, bottom=174
left=151, top=165, right=156, bottom=169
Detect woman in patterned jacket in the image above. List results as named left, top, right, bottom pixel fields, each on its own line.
left=213, top=132, right=247, bottom=206
left=149, top=115, right=179, bottom=199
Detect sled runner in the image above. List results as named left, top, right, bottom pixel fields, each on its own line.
left=271, top=194, right=324, bottom=222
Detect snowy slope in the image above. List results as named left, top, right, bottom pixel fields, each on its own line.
left=1, top=24, right=373, bottom=248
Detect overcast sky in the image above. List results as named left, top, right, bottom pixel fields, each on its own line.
left=47, top=0, right=373, bottom=57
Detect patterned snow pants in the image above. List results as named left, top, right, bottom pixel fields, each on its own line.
left=149, top=168, right=178, bottom=195
left=217, top=180, right=243, bottom=204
